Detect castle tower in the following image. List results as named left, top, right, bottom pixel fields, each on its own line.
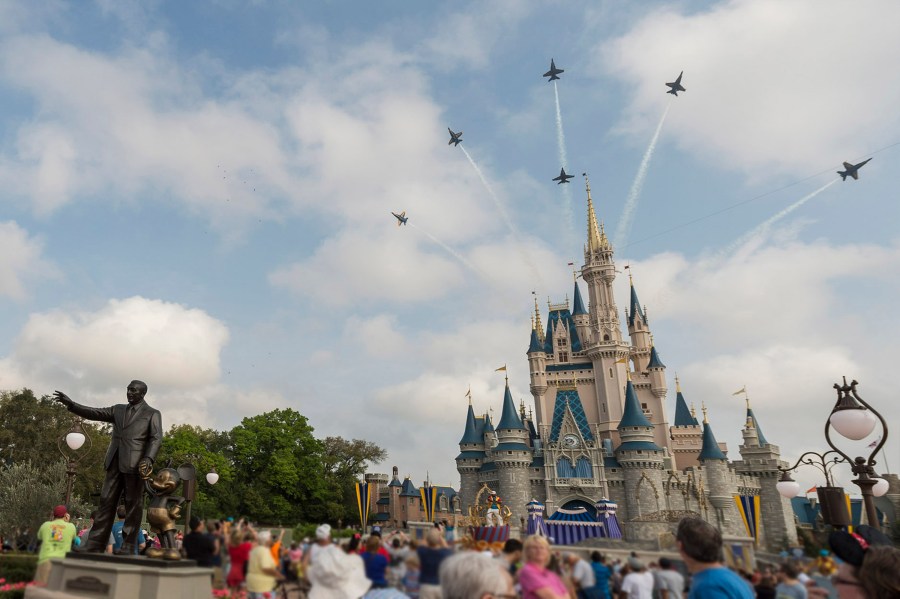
left=615, top=378, right=665, bottom=528
left=572, top=280, right=591, bottom=346
left=364, top=471, right=389, bottom=522
left=494, top=379, right=533, bottom=525
left=528, top=299, right=549, bottom=418
left=456, top=398, right=485, bottom=511
left=578, top=177, right=630, bottom=443
left=734, top=398, right=799, bottom=550
left=387, top=466, right=403, bottom=524
left=626, top=275, right=652, bottom=372
left=669, top=377, right=703, bottom=470
left=699, top=407, right=744, bottom=537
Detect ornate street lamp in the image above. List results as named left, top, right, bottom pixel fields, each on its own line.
left=179, top=456, right=219, bottom=534
left=825, top=378, right=889, bottom=531
left=777, top=378, right=889, bottom=531
left=57, top=417, right=92, bottom=506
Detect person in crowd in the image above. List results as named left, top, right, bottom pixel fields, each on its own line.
left=207, top=520, right=226, bottom=589
left=518, top=535, right=570, bottom=599
left=402, top=553, right=421, bottom=599
left=286, top=541, right=303, bottom=582
left=226, top=528, right=254, bottom=592
left=361, top=534, right=390, bottom=589
left=34, top=505, right=76, bottom=584
left=417, top=527, right=452, bottom=599
left=828, top=524, right=900, bottom=599
left=108, top=505, right=146, bottom=554
left=246, top=530, right=283, bottom=599
left=565, top=552, right=598, bottom=599
left=439, top=551, right=515, bottom=599
left=620, top=557, right=654, bottom=599
left=775, top=561, right=807, bottom=599
left=675, top=517, right=753, bottom=598
left=182, top=515, right=217, bottom=567
left=346, top=533, right=362, bottom=554
left=589, top=552, right=612, bottom=599
left=654, top=557, right=684, bottom=599
left=304, top=523, right=333, bottom=571
left=498, top=539, right=523, bottom=576
left=754, top=574, right=776, bottom=599
left=308, top=542, right=372, bottom=599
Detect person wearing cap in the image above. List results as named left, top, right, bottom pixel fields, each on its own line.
left=246, top=529, right=284, bottom=598
left=675, top=517, right=752, bottom=599
left=303, top=523, right=333, bottom=572
left=34, top=505, right=77, bottom=584
left=828, top=524, right=900, bottom=599
left=620, top=556, right=654, bottom=599
left=308, top=543, right=372, bottom=599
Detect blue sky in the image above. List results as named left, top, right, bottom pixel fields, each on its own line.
left=1, top=0, right=899, bottom=495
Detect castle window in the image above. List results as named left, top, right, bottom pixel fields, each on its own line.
left=608, top=368, right=613, bottom=378
left=604, top=334, right=610, bottom=341
left=557, top=338, right=566, bottom=347
left=559, top=351, right=568, bottom=362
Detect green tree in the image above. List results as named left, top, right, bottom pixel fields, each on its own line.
left=0, top=389, right=110, bottom=502
left=229, top=409, right=329, bottom=524
left=320, top=437, right=387, bottom=522
left=155, top=424, right=236, bottom=518
left=0, top=460, right=91, bottom=540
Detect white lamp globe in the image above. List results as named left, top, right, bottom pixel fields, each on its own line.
left=206, top=471, right=220, bottom=485
left=829, top=409, right=877, bottom=440
left=872, top=478, right=890, bottom=497
left=777, top=479, right=802, bottom=499
left=65, top=431, right=86, bottom=451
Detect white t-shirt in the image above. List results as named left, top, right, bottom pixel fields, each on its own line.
left=621, top=571, right=655, bottom=599
left=572, top=559, right=596, bottom=589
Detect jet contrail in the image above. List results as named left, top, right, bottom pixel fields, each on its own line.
left=409, top=222, right=488, bottom=281
left=460, top=147, right=543, bottom=286
left=554, top=81, right=576, bottom=246
left=614, top=102, right=671, bottom=250
left=727, top=179, right=839, bottom=254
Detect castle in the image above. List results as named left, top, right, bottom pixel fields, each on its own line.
left=455, top=179, right=799, bottom=552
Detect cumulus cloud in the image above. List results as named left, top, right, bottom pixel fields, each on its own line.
left=0, top=296, right=229, bottom=391
left=600, top=0, right=900, bottom=178
left=0, top=221, right=56, bottom=299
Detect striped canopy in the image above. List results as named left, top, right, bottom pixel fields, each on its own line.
left=526, top=499, right=549, bottom=537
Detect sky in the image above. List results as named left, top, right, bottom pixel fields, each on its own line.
left=1, top=0, right=899, bottom=498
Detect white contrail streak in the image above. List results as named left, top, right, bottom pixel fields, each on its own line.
left=614, top=103, right=671, bottom=249
left=554, top=81, right=575, bottom=246
left=727, top=179, right=838, bottom=255
left=460, top=146, right=543, bottom=286
left=409, top=222, right=488, bottom=281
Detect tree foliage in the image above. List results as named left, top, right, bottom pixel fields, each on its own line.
left=0, top=392, right=386, bottom=529
left=0, top=460, right=91, bottom=539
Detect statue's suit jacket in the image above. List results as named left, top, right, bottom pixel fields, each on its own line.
left=68, top=401, right=162, bottom=473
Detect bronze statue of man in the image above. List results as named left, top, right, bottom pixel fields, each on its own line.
left=54, top=380, right=162, bottom=554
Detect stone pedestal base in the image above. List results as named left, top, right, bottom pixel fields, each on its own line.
left=25, top=554, right=212, bottom=599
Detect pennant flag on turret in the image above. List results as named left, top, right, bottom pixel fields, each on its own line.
left=355, top=481, right=371, bottom=529
left=420, top=484, right=438, bottom=522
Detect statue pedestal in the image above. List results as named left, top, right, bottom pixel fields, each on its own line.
left=25, top=553, right=212, bottom=599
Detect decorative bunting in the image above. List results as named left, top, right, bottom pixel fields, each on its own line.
left=355, top=481, right=370, bottom=529
left=733, top=494, right=761, bottom=545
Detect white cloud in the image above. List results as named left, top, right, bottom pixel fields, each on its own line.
left=0, top=296, right=229, bottom=391
left=344, top=314, right=409, bottom=357
left=601, top=0, right=900, bottom=178
left=0, top=221, right=56, bottom=300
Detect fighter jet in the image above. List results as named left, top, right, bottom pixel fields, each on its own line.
left=391, top=211, right=408, bottom=226
left=665, top=71, right=686, bottom=96
left=837, top=158, right=872, bottom=181
left=448, top=128, right=463, bottom=147
left=543, top=59, right=564, bottom=82
left=552, top=168, right=574, bottom=184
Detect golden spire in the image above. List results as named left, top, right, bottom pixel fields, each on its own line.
left=690, top=402, right=697, bottom=419
left=675, top=374, right=681, bottom=393
left=585, top=174, right=607, bottom=252
left=701, top=402, right=709, bottom=424
left=534, top=296, right=544, bottom=343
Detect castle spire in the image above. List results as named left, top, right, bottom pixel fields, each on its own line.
left=534, top=296, right=545, bottom=343
left=628, top=277, right=647, bottom=328
left=585, top=175, right=608, bottom=252
left=745, top=398, right=769, bottom=446
left=618, top=380, right=653, bottom=429
left=497, top=381, right=525, bottom=430
left=459, top=402, right=481, bottom=444
left=572, top=280, right=587, bottom=316
left=673, top=378, right=698, bottom=426
left=699, top=411, right=728, bottom=461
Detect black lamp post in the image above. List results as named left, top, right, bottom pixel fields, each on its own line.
left=57, top=417, right=92, bottom=506
left=777, top=378, right=889, bottom=531
left=178, top=456, right=219, bottom=534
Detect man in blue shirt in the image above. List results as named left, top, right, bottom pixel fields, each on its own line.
left=110, top=505, right=145, bottom=555
left=676, top=517, right=753, bottom=599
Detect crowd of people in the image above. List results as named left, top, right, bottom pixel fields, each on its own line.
left=20, top=504, right=900, bottom=599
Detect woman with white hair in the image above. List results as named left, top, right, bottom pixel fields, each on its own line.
left=246, top=529, right=284, bottom=599
left=439, top=552, right=515, bottom=599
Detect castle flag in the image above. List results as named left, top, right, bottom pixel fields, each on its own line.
left=495, top=365, right=507, bottom=372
